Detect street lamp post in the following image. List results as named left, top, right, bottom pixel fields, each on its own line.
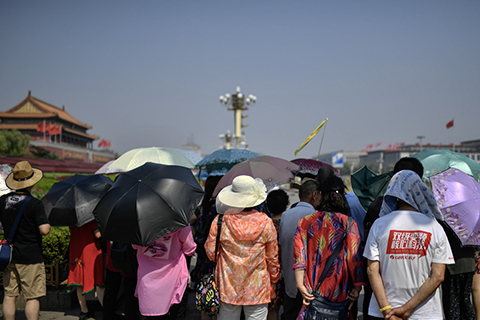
left=219, top=131, right=233, bottom=150
left=219, top=86, right=257, bottom=149
left=417, top=135, right=425, bottom=152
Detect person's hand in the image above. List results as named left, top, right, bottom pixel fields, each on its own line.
left=297, top=285, right=314, bottom=306
left=347, top=286, right=361, bottom=301
left=347, top=286, right=361, bottom=310
left=385, top=306, right=410, bottom=320
left=271, top=282, right=277, bottom=292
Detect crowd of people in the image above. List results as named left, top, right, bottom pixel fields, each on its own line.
left=1, top=158, right=480, bottom=320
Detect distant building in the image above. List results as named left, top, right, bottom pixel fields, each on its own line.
left=317, top=140, right=480, bottom=174
left=0, top=92, right=114, bottom=164
left=181, top=142, right=201, bottom=155
left=317, top=150, right=367, bottom=170
left=360, top=141, right=480, bottom=171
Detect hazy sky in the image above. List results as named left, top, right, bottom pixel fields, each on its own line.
left=1, top=1, right=479, bottom=160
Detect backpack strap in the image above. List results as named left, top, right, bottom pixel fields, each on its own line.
left=214, top=214, right=224, bottom=261
left=7, top=196, right=33, bottom=244
left=314, top=216, right=352, bottom=291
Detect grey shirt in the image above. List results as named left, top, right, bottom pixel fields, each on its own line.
left=279, top=201, right=316, bottom=298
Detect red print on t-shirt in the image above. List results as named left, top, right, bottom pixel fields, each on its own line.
left=386, top=230, right=432, bottom=258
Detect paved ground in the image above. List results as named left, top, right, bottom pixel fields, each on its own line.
left=1, top=289, right=365, bottom=320
left=0, top=289, right=202, bottom=320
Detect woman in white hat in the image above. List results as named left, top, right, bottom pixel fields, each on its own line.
left=205, top=175, right=280, bottom=320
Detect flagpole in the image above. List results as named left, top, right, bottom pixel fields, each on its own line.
left=316, top=118, right=329, bottom=160
left=453, top=117, right=455, bottom=152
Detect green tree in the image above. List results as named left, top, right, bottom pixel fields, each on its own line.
left=29, top=145, right=60, bottom=160
left=0, top=130, right=31, bottom=156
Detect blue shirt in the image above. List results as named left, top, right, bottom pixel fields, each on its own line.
left=346, top=192, right=366, bottom=241
left=279, top=201, right=317, bottom=298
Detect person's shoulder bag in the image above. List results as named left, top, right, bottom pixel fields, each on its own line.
left=0, top=196, right=33, bottom=271
left=195, top=213, right=223, bottom=316
left=305, top=216, right=353, bottom=320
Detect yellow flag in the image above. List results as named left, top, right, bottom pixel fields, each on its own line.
left=294, top=118, right=328, bottom=156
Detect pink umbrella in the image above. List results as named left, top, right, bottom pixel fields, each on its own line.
left=431, top=168, right=480, bottom=246
left=213, top=156, right=300, bottom=196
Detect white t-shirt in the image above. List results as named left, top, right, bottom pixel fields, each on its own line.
left=363, top=210, right=454, bottom=319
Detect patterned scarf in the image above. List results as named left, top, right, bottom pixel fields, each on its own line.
left=379, top=170, right=443, bottom=220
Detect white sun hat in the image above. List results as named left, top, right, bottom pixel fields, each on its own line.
left=216, top=175, right=267, bottom=211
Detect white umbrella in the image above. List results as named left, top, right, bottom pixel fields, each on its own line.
left=0, top=164, right=13, bottom=196
left=109, top=147, right=195, bottom=171
left=95, top=160, right=125, bottom=175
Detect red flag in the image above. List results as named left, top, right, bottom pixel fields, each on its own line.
left=51, top=125, right=57, bottom=135
left=438, top=143, right=442, bottom=147
left=45, top=122, right=51, bottom=134
left=375, top=142, right=382, bottom=147
left=426, top=143, right=431, bottom=146
left=449, top=143, right=453, bottom=147
left=367, top=144, right=373, bottom=148
left=36, top=121, right=45, bottom=132
left=105, top=140, right=111, bottom=148
left=56, top=125, right=62, bottom=135
left=446, top=119, right=454, bottom=129
left=98, top=139, right=105, bottom=147
left=415, top=142, right=420, bottom=146
left=400, top=142, right=405, bottom=146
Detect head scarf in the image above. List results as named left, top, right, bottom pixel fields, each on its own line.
left=379, top=170, right=443, bottom=220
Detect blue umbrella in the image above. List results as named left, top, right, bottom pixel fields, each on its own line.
left=195, top=149, right=260, bottom=173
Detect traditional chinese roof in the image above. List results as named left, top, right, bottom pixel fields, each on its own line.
left=0, top=121, right=100, bottom=140
left=63, top=127, right=99, bottom=140
left=0, top=92, right=92, bottom=129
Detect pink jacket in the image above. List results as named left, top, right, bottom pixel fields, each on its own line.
left=133, top=226, right=196, bottom=316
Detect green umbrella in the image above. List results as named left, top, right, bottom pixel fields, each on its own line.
left=411, top=149, right=480, bottom=182
left=351, top=166, right=394, bottom=211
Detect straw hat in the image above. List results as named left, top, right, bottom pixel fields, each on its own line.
left=5, top=161, right=43, bottom=190
left=217, top=175, right=267, bottom=209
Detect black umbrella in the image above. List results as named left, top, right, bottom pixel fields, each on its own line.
left=93, top=162, right=204, bottom=246
left=42, top=174, right=113, bottom=227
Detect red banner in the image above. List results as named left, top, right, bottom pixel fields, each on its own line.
left=36, top=120, right=45, bottom=132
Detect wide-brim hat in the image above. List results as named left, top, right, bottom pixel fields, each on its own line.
left=217, top=175, right=267, bottom=209
left=6, top=161, right=43, bottom=190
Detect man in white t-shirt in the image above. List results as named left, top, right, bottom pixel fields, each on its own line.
left=363, top=170, right=454, bottom=320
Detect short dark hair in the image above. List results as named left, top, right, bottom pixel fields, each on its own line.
left=265, top=189, right=290, bottom=215
left=299, top=180, right=320, bottom=201
left=394, top=157, right=424, bottom=178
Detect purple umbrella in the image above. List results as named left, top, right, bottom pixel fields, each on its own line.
left=431, top=168, right=480, bottom=246
left=291, top=158, right=339, bottom=179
